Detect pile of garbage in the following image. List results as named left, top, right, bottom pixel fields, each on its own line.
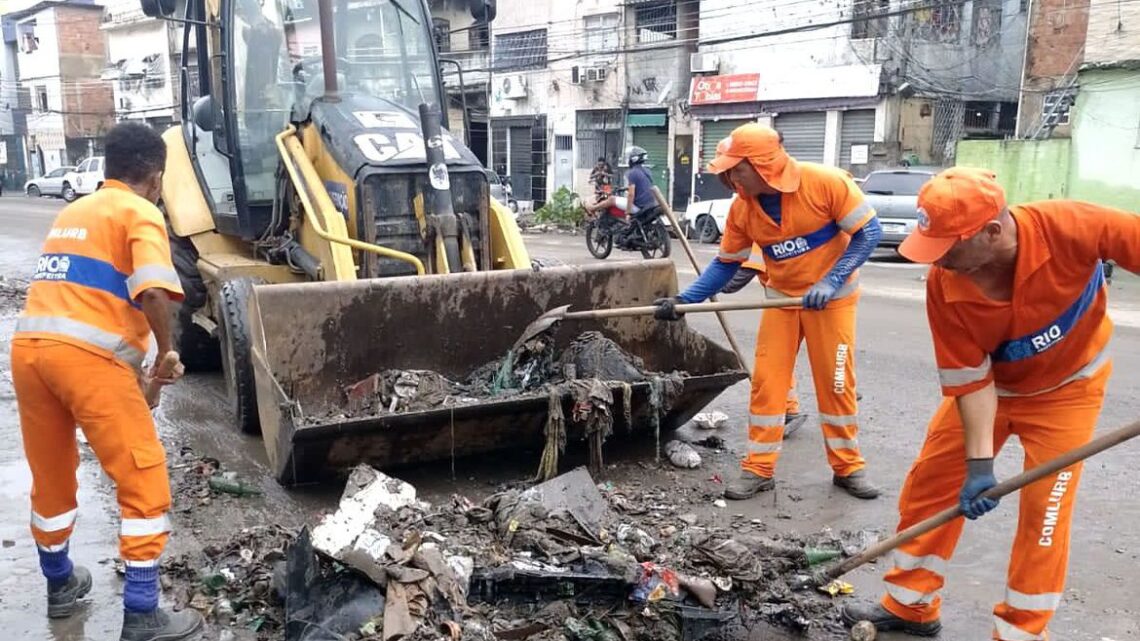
left=340, top=331, right=682, bottom=416
left=331, top=330, right=686, bottom=480
left=0, top=276, right=28, bottom=311
left=162, top=465, right=874, bottom=641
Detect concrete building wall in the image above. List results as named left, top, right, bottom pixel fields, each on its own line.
left=956, top=137, right=1071, bottom=201
left=1084, top=0, right=1140, bottom=64
left=699, top=0, right=1026, bottom=99
left=1067, top=68, right=1140, bottom=208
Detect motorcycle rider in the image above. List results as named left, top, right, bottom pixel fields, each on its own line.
left=585, top=147, right=668, bottom=247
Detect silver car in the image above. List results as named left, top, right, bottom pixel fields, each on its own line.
left=862, top=168, right=940, bottom=250
left=25, top=166, right=77, bottom=198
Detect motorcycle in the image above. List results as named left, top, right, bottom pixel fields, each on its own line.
left=581, top=186, right=672, bottom=260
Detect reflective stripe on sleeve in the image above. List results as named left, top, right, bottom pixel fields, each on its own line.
left=127, top=265, right=181, bottom=295
left=938, top=356, right=992, bottom=387
left=718, top=247, right=752, bottom=261
left=837, top=202, right=874, bottom=231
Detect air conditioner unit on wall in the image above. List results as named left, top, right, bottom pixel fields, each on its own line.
left=690, top=52, right=719, bottom=74
left=585, top=66, right=608, bottom=83
left=500, top=74, right=528, bottom=99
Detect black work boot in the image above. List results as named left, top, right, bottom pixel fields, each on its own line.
left=724, top=471, right=775, bottom=500
left=47, top=565, right=93, bottom=618
left=120, top=608, right=204, bottom=641
left=833, top=470, right=881, bottom=499
left=783, top=412, right=808, bottom=438
left=841, top=602, right=942, bottom=636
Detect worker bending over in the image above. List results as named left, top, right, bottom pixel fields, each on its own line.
left=654, top=124, right=882, bottom=500
left=12, top=122, right=202, bottom=641
left=842, top=168, right=1139, bottom=640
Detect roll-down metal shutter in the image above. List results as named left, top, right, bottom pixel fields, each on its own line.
left=839, top=109, right=877, bottom=169
left=774, top=111, right=826, bottom=163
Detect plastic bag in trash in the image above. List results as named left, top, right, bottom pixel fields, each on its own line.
left=630, top=562, right=680, bottom=604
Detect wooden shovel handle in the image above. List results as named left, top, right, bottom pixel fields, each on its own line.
left=824, top=418, right=1140, bottom=580
left=563, top=297, right=803, bottom=320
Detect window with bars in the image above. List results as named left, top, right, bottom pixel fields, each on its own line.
left=634, top=1, right=676, bottom=43
left=972, top=1, right=1001, bottom=46
left=583, top=13, right=620, bottom=54
left=1042, top=88, right=1076, bottom=127
left=911, top=0, right=962, bottom=43
left=576, top=109, right=622, bottom=168
left=851, top=0, right=889, bottom=39
left=494, top=29, right=548, bottom=71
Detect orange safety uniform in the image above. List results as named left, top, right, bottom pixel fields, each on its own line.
left=13, top=180, right=183, bottom=570
left=881, top=198, right=1140, bottom=640
left=717, top=161, right=875, bottom=479
left=743, top=244, right=800, bottom=416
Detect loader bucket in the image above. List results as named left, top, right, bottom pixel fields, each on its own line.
left=247, top=259, right=748, bottom=485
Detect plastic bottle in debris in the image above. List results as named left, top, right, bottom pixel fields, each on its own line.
left=805, top=547, right=842, bottom=566
left=208, top=474, right=262, bottom=497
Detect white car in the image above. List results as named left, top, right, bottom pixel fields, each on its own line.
left=682, top=195, right=736, bottom=244
left=24, top=166, right=76, bottom=198
left=62, top=156, right=105, bottom=202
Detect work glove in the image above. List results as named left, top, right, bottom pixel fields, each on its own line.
left=653, top=296, right=685, bottom=321
left=960, top=458, right=1000, bottom=520
left=803, top=279, right=839, bottom=310
left=720, top=266, right=760, bottom=294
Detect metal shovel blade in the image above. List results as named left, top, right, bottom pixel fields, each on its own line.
left=514, top=304, right=572, bottom=348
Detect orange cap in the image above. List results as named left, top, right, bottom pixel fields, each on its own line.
left=899, top=167, right=1008, bottom=264
left=706, top=123, right=801, bottom=192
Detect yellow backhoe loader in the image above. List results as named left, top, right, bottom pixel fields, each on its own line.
left=141, top=0, right=747, bottom=484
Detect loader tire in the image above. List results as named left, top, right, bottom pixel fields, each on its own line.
left=217, top=277, right=263, bottom=435
left=169, top=231, right=221, bottom=372
left=530, top=256, right=567, bottom=270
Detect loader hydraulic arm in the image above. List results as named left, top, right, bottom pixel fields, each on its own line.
left=275, top=125, right=426, bottom=277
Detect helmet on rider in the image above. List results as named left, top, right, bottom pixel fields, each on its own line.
left=627, top=146, right=648, bottom=166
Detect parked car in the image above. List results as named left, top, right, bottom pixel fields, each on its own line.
left=61, top=156, right=105, bottom=202
left=861, top=168, right=941, bottom=251
left=682, top=195, right=736, bottom=244
left=25, top=166, right=77, bottom=198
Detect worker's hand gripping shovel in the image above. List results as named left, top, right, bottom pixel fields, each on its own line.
left=144, top=351, right=184, bottom=409
left=517, top=297, right=803, bottom=348
left=807, top=418, right=1140, bottom=587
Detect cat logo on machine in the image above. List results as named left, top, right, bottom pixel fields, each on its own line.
left=354, top=132, right=461, bottom=164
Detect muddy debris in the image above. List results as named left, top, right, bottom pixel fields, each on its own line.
left=0, top=277, right=28, bottom=312
left=158, top=464, right=878, bottom=640
left=324, top=330, right=685, bottom=422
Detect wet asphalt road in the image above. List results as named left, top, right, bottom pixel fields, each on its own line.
left=2, top=197, right=1140, bottom=640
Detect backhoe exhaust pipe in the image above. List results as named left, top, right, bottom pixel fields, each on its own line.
left=317, top=0, right=339, bottom=100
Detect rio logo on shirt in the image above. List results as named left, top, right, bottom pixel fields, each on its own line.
left=769, top=236, right=811, bottom=259
left=1030, top=324, right=1063, bottom=352
left=34, top=254, right=71, bottom=280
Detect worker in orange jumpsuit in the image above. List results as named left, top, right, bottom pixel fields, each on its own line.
left=842, top=168, right=1137, bottom=640
left=655, top=124, right=882, bottom=500
left=720, top=244, right=809, bottom=437
left=12, top=122, right=203, bottom=641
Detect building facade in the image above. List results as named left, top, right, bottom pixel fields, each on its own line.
left=1066, top=0, right=1140, bottom=206
left=9, top=0, right=113, bottom=175
left=449, top=0, right=694, bottom=209
left=691, top=0, right=1028, bottom=199
left=100, top=0, right=177, bottom=129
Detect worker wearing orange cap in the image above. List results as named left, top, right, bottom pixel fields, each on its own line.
left=654, top=123, right=882, bottom=500
left=841, top=168, right=1139, bottom=640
